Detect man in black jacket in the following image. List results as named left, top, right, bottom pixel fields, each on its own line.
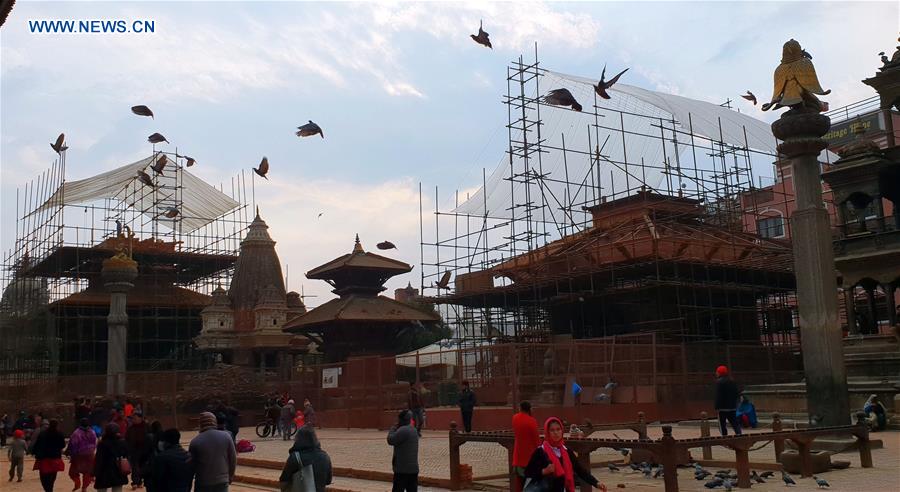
left=149, top=429, right=194, bottom=492
left=457, top=381, right=477, bottom=432
left=714, top=365, right=742, bottom=436
left=387, top=410, right=419, bottom=492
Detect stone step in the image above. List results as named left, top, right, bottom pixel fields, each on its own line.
left=235, top=464, right=404, bottom=492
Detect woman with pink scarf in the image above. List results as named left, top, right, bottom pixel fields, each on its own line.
left=66, top=418, right=97, bottom=491
left=523, top=417, right=606, bottom=492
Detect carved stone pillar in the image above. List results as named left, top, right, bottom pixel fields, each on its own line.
left=772, top=108, right=850, bottom=426
left=102, top=254, right=138, bottom=395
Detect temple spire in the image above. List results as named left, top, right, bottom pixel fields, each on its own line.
left=353, top=233, right=364, bottom=253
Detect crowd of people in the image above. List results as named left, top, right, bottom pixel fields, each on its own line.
left=263, top=393, right=317, bottom=440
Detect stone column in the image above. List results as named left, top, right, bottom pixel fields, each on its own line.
left=772, top=108, right=850, bottom=426
left=102, top=254, right=138, bottom=395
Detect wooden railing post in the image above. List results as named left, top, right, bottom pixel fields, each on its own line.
left=699, top=411, right=712, bottom=460
left=575, top=445, right=592, bottom=492
left=733, top=444, right=751, bottom=489
left=504, top=443, right=517, bottom=492
left=855, top=412, right=873, bottom=468
left=637, top=411, right=648, bottom=439
left=449, top=422, right=461, bottom=490
left=772, top=412, right=784, bottom=463
left=794, top=438, right=813, bottom=478
left=660, top=425, right=680, bottom=492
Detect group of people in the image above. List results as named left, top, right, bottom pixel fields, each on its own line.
left=264, top=394, right=316, bottom=440
left=406, top=380, right=478, bottom=436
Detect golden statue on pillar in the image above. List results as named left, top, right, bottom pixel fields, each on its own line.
left=762, top=39, right=830, bottom=112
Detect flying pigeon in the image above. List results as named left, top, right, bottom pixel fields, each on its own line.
left=0, top=0, right=17, bottom=29
left=802, top=49, right=812, bottom=60
left=296, top=120, right=324, bottom=138
left=594, top=65, right=629, bottom=99
left=607, top=463, right=619, bottom=472
left=781, top=471, right=796, bottom=486
left=750, top=471, right=765, bottom=483
left=136, top=170, right=155, bottom=188
left=813, top=476, right=829, bottom=488
left=115, top=220, right=123, bottom=236
left=619, top=448, right=630, bottom=457
left=704, top=477, right=723, bottom=489
left=50, top=133, right=68, bottom=154
left=435, top=270, right=452, bottom=289
left=148, top=132, right=169, bottom=144
left=881, top=52, right=889, bottom=65
left=151, top=154, right=167, bottom=175
left=253, top=157, right=269, bottom=180
left=131, top=105, right=154, bottom=118
left=759, top=471, right=775, bottom=479
left=470, top=20, right=492, bottom=49
left=741, top=91, right=758, bottom=105
left=163, top=207, right=179, bottom=218
left=604, top=379, right=618, bottom=392
left=317, top=212, right=323, bottom=218
left=544, top=88, right=582, bottom=111
left=184, top=156, right=196, bottom=167
left=377, top=241, right=397, bottom=250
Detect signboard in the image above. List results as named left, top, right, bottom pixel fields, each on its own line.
left=322, top=367, right=341, bottom=388
left=823, top=111, right=885, bottom=147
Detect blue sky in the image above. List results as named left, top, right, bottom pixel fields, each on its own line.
left=1, top=1, right=897, bottom=303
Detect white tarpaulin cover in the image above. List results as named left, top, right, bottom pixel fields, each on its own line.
left=396, top=343, right=458, bottom=367
left=32, top=155, right=239, bottom=232
left=454, top=70, right=836, bottom=216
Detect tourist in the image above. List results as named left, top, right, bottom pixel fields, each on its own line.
left=457, top=381, right=477, bottom=432
left=280, top=400, right=296, bottom=440
left=303, top=399, right=316, bottom=428
left=224, top=406, right=240, bottom=442
left=189, top=411, right=236, bottom=492
left=8, top=429, right=26, bottom=482
left=29, top=417, right=48, bottom=455
left=407, top=385, right=425, bottom=436
left=864, top=394, right=887, bottom=431
left=278, top=426, right=332, bottom=492
left=93, top=424, right=129, bottom=492
left=265, top=396, right=281, bottom=437
left=148, top=429, right=193, bottom=492
left=512, top=401, right=540, bottom=491
left=736, top=395, right=758, bottom=429
left=32, top=419, right=67, bottom=492
left=523, top=417, right=606, bottom=492
left=124, top=413, right=150, bottom=489
left=67, top=418, right=98, bottom=492
left=714, top=365, right=742, bottom=436
left=387, top=410, right=419, bottom=492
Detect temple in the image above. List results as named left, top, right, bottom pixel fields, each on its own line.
left=283, top=235, right=440, bottom=361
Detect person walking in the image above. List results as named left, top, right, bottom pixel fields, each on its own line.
left=523, top=417, right=606, bottom=492
left=512, top=401, right=540, bottom=491
left=407, top=386, right=424, bottom=436
left=280, top=400, right=297, bottom=441
left=67, top=418, right=98, bottom=492
left=714, top=365, right=742, bottom=436
left=189, top=412, right=236, bottom=492
left=7, top=429, right=26, bottom=482
left=28, top=416, right=47, bottom=454
left=302, top=399, right=316, bottom=429
left=32, top=419, right=67, bottom=492
left=148, top=429, right=193, bottom=492
left=1, top=413, right=9, bottom=448
left=93, top=424, right=129, bottom=492
left=124, top=413, right=150, bottom=489
left=457, top=381, right=477, bottom=432
left=278, top=426, right=332, bottom=492
left=387, top=410, right=419, bottom=492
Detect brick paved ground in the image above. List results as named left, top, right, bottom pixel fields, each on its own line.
left=3, top=425, right=897, bottom=491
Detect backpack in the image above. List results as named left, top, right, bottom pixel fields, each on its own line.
left=236, top=439, right=256, bottom=453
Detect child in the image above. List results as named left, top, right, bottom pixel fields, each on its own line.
left=7, top=429, right=26, bottom=482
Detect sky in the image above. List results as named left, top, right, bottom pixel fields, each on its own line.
left=1, top=0, right=898, bottom=306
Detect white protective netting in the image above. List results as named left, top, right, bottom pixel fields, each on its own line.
left=453, top=70, right=829, bottom=218
left=32, top=155, right=239, bottom=232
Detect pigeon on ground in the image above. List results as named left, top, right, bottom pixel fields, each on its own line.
left=376, top=241, right=397, bottom=250
left=715, top=470, right=732, bottom=478
left=760, top=471, right=775, bottom=479
left=50, top=133, right=68, bottom=154
left=607, top=463, right=619, bottom=472
left=163, top=207, right=179, bottom=218
left=723, top=479, right=733, bottom=492
left=544, top=88, right=582, bottom=111
left=751, top=470, right=765, bottom=483
left=704, top=477, right=723, bottom=489
left=695, top=470, right=712, bottom=480
left=595, top=393, right=609, bottom=401
left=131, top=105, right=154, bottom=118
left=628, top=463, right=641, bottom=472
left=136, top=170, right=155, bottom=188
left=781, top=471, right=796, bottom=486
left=741, top=91, right=758, bottom=105
left=619, top=448, right=629, bottom=457
left=148, top=132, right=169, bottom=144
left=253, top=157, right=269, bottom=180
left=813, top=476, right=829, bottom=488
left=470, top=20, right=491, bottom=49
left=296, top=120, right=324, bottom=138
left=151, top=154, right=167, bottom=175
left=594, top=65, right=629, bottom=99
left=435, top=270, right=452, bottom=289
left=653, top=466, right=663, bottom=478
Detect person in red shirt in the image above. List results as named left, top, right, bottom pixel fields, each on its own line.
left=511, top=401, right=540, bottom=491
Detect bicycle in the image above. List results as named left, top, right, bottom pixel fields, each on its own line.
left=255, top=418, right=297, bottom=438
